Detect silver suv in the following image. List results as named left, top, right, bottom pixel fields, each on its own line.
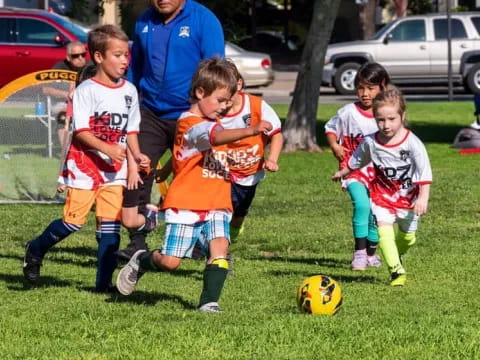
left=323, top=12, right=480, bottom=94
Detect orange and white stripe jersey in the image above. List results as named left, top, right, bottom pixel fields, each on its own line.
left=220, top=92, right=282, bottom=186
left=348, top=131, right=432, bottom=214
left=325, top=102, right=378, bottom=189
left=162, top=113, right=232, bottom=224
left=61, top=78, right=140, bottom=190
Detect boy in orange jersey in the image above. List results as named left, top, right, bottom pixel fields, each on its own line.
left=116, top=58, right=272, bottom=312
left=221, top=70, right=283, bottom=239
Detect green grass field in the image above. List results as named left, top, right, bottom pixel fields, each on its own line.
left=1, top=102, right=479, bottom=359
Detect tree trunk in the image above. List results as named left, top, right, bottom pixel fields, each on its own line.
left=359, top=0, right=377, bottom=40
left=393, top=0, right=408, bottom=17
left=283, top=0, right=341, bottom=152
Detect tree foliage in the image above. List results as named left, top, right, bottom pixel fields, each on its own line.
left=407, top=0, right=433, bottom=14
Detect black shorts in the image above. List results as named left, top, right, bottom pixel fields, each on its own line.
left=231, top=182, right=258, bottom=217
left=123, top=106, right=177, bottom=207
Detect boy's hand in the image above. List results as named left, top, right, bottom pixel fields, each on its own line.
left=413, top=197, right=428, bottom=216
left=264, top=159, right=279, bottom=172
left=331, top=170, right=343, bottom=182
left=105, top=144, right=126, bottom=163
left=332, top=144, right=345, bottom=162
left=127, top=170, right=143, bottom=190
left=252, top=120, right=273, bottom=135
left=56, top=183, right=66, bottom=193
left=134, top=153, right=151, bottom=169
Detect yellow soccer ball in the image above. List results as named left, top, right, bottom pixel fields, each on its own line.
left=297, top=275, right=343, bottom=315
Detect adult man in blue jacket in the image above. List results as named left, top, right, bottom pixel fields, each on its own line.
left=118, top=0, right=225, bottom=260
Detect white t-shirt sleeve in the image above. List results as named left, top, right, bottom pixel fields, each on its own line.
left=348, top=137, right=372, bottom=170
left=411, top=139, right=433, bottom=183
left=261, top=100, right=282, bottom=136
left=72, top=85, right=94, bottom=132
left=126, top=89, right=141, bottom=133
left=325, top=112, right=340, bottom=136
left=184, top=121, right=221, bottom=152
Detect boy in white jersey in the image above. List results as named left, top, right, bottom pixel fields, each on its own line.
left=333, top=85, right=432, bottom=286
left=325, top=62, right=390, bottom=271
left=23, top=25, right=150, bottom=292
left=116, top=58, right=272, bottom=312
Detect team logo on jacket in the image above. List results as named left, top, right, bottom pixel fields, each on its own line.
left=179, top=26, right=190, bottom=38
left=125, top=95, right=132, bottom=110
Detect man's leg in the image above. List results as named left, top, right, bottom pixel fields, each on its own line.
left=117, top=107, right=177, bottom=259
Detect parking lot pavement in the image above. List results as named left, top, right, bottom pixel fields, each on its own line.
left=249, top=71, right=475, bottom=105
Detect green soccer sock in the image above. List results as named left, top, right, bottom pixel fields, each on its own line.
left=378, top=226, right=405, bottom=275
left=138, top=251, right=161, bottom=272
left=396, top=230, right=416, bottom=256
left=199, top=261, right=228, bottom=306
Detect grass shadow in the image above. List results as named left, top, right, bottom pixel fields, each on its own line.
left=0, top=272, right=77, bottom=291
left=50, top=245, right=97, bottom=258
left=247, top=255, right=349, bottom=267
left=105, top=289, right=197, bottom=310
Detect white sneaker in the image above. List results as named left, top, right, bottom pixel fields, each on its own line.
left=367, top=254, right=382, bottom=268
left=116, top=250, right=146, bottom=295
left=198, top=302, right=223, bottom=313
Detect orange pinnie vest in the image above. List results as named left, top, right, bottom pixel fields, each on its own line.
left=162, top=115, right=232, bottom=211
left=227, top=93, right=268, bottom=178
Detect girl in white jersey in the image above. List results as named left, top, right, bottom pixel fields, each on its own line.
left=325, top=62, right=390, bottom=271
left=332, top=85, right=432, bottom=286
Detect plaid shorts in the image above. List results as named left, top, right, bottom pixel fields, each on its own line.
left=161, top=212, right=230, bottom=258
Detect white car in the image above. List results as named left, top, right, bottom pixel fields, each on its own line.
left=323, top=12, right=480, bottom=94
left=226, top=42, right=274, bottom=88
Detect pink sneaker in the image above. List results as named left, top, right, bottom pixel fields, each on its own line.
left=367, top=254, right=382, bottom=268
left=351, top=249, right=367, bottom=271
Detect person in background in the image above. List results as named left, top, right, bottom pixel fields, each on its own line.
left=43, top=42, right=89, bottom=150
left=325, top=62, right=390, bottom=271
left=117, top=0, right=226, bottom=261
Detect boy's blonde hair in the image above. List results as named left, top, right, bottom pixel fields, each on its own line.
left=189, top=58, right=238, bottom=102
left=88, top=24, right=129, bottom=64
left=373, top=84, right=408, bottom=125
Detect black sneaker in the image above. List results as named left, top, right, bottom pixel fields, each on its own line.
left=23, top=241, right=42, bottom=283
left=116, top=244, right=149, bottom=262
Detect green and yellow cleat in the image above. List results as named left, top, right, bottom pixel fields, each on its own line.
left=390, top=272, right=407, bottom=287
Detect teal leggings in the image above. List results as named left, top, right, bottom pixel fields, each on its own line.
left=346, top=182, right=378, bottom=242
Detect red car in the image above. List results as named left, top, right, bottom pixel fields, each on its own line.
left=0, top=7, right=89, bottom=88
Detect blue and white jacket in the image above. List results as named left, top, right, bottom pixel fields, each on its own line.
left=127, top=0, right=225, bottom=119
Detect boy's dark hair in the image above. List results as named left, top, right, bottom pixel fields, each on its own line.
left=354, top=62, right=391, bottom=89
left=189, top=58, right=238, bottom=102
left=88, top=24, right=129, bottom=64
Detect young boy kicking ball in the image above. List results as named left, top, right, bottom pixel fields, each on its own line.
left=116, top=58, right=272, bottom=312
